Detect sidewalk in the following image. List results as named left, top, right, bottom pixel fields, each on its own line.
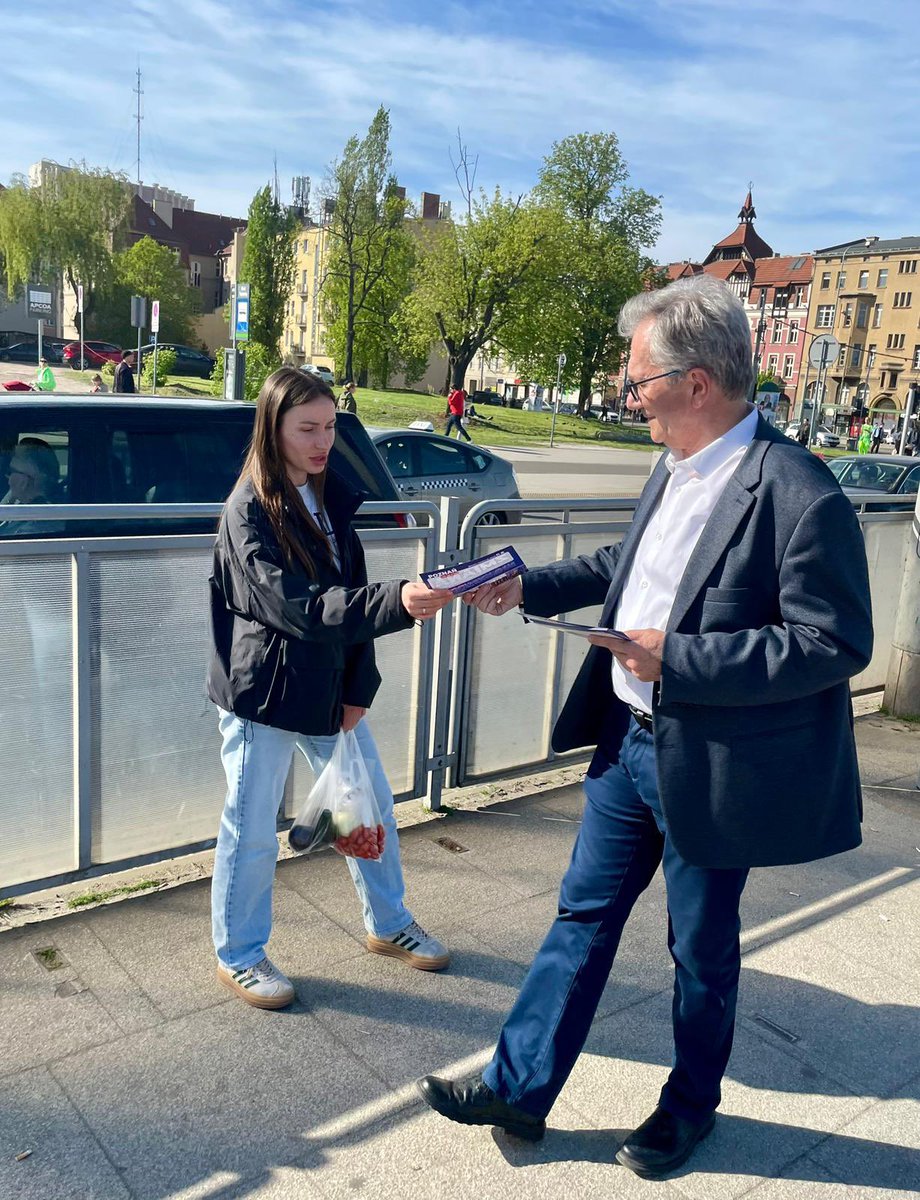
left=1, top=711, right=918, bottom=1200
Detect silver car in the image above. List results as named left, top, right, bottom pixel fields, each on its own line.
left=368, top=428, right=521, bottom=525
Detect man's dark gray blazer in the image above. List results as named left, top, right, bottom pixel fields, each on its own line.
left=523, top=417, right=873, bottom=870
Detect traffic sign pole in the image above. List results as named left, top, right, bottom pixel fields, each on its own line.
left=78, top=284, right=84, bottom=373
left=550, top=353, right=566, bottom=448
left=151, top=300, right=160, bottom=395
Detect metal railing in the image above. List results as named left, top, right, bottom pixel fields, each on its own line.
left=0, top=492, right=914, bottom=897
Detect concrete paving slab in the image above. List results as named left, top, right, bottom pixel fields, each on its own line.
left=738, top=935, right=920, bottom=1100
left=808, top=1081, right=920, bottom=1195
left=854, top=716, right=920, bottom=787
left=560, top=992, right=867, bottom=1199
left=280, top=820, right=530, bottom=934
left=0, top=928, right=123, bottom=1080
left=82, top=874, right=363, bottom=1020
left=0, top=1066, right=132, bottom=1200
left=50, top=997, right=391, bottom=1200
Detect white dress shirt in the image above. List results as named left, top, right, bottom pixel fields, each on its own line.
left=612, top=407, right=759, bottom=714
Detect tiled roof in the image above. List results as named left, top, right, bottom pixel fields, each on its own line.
left=129, top=197, right=184, bottom=251
left=705, top=221, right=774, bottom=262
left=702, top=259, right=752, bottom=281
left=664, top=262, right=703, bottom=281
left=170, top=209, right=246, bottom=258
left=815, top=236, right=920, bottom=256
left=752, top=255, right=813, bottom=285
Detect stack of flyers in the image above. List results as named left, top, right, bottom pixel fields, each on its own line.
left=521, top=613, right=630, bottom=640
left=421, top=546, right=526, bottom=596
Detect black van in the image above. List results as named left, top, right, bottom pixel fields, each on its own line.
left=0, top=396, right=409, bottom=538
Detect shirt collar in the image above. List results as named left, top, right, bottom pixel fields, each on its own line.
left=665, top=407, right=758, bottom=480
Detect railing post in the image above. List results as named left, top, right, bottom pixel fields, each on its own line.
left=72, top=551, right=94, bottom=871
left=424, top=496, right=462, bottom=811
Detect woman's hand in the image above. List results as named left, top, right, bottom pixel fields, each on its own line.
left=400, top=581, right=454, bottom=621
left=341, top=704, right=367, bottom=732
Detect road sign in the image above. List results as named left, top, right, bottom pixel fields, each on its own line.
left=151, top=300, right=160, bottom=334
left=234, top=283, right=250, bottom=343
left=808, top=334, right=840, bottom=369
left=130, top=295, right=147, bottom=329
left=27, top=287, right=53, bottom=319
left=557, top=353, right=567, bottom=368
left=77, top=284, right=84, bottom=312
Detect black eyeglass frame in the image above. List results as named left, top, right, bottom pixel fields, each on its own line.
left=623, top=369, right=683, bottom=404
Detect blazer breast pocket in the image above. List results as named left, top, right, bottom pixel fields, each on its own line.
left=700, top=586, right=755, bottom=633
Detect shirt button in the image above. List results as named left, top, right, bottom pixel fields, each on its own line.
left=656, top=533, right=663, bottom=542
left=640, top=580, right=649, bottom=589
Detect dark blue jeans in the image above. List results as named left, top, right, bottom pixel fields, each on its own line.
left=445, top=414, right=471, bottom=441
left=483, top=718, right=749, bottom=1123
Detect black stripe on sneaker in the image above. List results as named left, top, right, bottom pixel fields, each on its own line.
left=403, top=940, right=420, bottom=952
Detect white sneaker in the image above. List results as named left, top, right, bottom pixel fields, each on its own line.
left=367, top=920, right=450, bottom=971
left=216, top=956, right=295, bottom=1009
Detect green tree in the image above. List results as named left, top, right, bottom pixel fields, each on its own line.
left=323, top=107, right=413, bottom=384
left=501, top=133, right=662, bottom=412
left=92, top=236, right=199, bottom=345
left=0, top=164, right=131, bottom=321
left=240, top=184, right=298, bottom=355
left=403, top=140, right=548, bottom=391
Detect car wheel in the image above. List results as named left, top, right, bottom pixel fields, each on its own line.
left=474, top=510, right=507, bottom=527
left=0, top=352, right=9, bottom=362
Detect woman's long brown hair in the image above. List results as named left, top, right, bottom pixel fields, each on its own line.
left=234, top=367, right=337, bottom=578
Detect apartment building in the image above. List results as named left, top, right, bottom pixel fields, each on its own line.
left=804, top=236, right=920, bottom=434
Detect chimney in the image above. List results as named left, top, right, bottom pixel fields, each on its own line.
left=393, top=185, right=406, bottom=201
left=421, top=191, right=440, bottom=220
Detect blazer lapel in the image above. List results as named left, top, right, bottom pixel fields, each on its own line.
left=665, top=430, right=769, bottom=632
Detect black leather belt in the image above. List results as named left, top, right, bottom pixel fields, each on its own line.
left=628, top=704, right=654, bottom=734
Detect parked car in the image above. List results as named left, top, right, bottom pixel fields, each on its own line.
left=468, top=389, right=503, bottom=407
left=62, top=340, right=122, bottom=369
left=0, top=341, right=40, bottom=364
left=814, top=425, right=840, bottom=449
left=301, top=364, right=335, bottom=386
left=138, top=343, right=215, bottom=378
left=368, top=426, right=521, bottom=524
left=0, top=398, right=411, bottom=538
left=826, top=454, right=920, bottom=500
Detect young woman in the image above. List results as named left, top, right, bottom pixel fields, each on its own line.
left=207, top=367, right=454, bottom=1009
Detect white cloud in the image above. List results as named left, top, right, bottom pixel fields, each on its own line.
left=1, top=0, right=917, bottom=264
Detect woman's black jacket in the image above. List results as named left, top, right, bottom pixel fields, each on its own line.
left=207, top=472, right=413, bottom=736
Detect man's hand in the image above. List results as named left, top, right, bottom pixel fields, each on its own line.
left=588, top=628, right=665, bottom=683
left=401, top=581, right=455, bottom=621
left=463, top=575, right=523, bottom=615
left=341, top=704, right=367, bottom=732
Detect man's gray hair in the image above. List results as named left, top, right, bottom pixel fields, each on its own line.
left=618, top=276, right=754, bottom=403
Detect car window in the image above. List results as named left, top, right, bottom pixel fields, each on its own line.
left=898, top=465, right=920, bottom=495
left=845, top=462, right=904, bottom=491
left=415, top=437, right=472, bottom=476
left=827, top=459, right=848, bottom=481
left=331, top=419, right=397, bottom=500
left=376, top=437, right=415, bottom=479
left=109, top=423, right=250, bottom=503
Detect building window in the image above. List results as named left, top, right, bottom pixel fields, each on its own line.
left=898, top=259, right=917, bottom=274
left=767, top=354, right=778, bottom=375
left=192, top=261, right=201, bottom=287
left=893, top=291, right=912, bottom=308
left=867, top=344, right=876, bottom=368
left=842, top=303, right=853, bottom=326
left=858, top=270, right=869, bottom=289
left=821, top=271, right=831, bottom=289
left=783, top=353, right=795, bottom=378
left=816, top=305, right=835, bottom=327
left=837, top=346, right=847, bottom=367
left=773, top=289, right=789, bottom=312
left=887, top=333, right=905, bottom=350
left=877, top=268, right=888, bottom=288
left=794, top=285, right=806, bottom=307
left=788, top=320, right=799, bottom=343
left=856, top=301, right=870, bottom=328
left=883, top=370, right=900, bottom=389
left=851, top=344, right=862, bottom=368
left=771, top=321, right=783, bottom=343
left=837, top=271, right=846, bottom=289
left=913, top=345, right=920, bottom=370
left=873, top=304, right=883, bottom=328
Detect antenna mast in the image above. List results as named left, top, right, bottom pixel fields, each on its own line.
left=134, top=66, right=144, bottom=185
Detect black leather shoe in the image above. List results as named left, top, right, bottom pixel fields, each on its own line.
left=417, top=1074, right=546, bottom=1141
left=615, top=1106, right=715, bottom=1179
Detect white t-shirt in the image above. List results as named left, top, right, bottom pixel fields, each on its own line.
left=297, top=482, right=341, bottom=572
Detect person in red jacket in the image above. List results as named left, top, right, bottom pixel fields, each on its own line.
left=445, top=387, right=472, bottom=441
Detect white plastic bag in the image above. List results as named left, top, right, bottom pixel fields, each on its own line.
left=288, top=729, right=385, bottom=860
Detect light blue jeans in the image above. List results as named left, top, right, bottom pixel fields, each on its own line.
left=211, top=711, right=412, bottom=970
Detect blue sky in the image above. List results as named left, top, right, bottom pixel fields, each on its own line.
left=1, top=0, right=917, bottom=262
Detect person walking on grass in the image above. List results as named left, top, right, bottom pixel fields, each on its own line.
left=445, top=386, right=472, bottom=441
left=207, top=367, right=454, bottom=1009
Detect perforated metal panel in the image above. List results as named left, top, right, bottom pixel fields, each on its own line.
left=855, top=518, right=911, bottom=691
left=0, top=557, right=74, bottom=886
left=90, top=550, right=224, bottom=861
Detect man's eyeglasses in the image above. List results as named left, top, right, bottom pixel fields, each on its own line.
left=623, top=369, right=683, bottom=404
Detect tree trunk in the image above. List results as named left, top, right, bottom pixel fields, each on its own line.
left=344, top=266, right=356, bottom=382
left=450, top=351, right=475, bottom=390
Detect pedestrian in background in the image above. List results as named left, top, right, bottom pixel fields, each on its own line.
left=870, top=421, right=884, bottom=454
left=113, top=350, right=136, bottom=394
left=857, top=423, right=872, bottom=454
left=337, top=380, right=358, bottom=415
left=445, top=386, right=472, bottom=441
left=207, top=367, right=453, bottom=1010
left=31, top=357, right=56, bottom=393
left=89, top=374, right=108, bottom=394
left=419, top=275, right=872, bottom=1180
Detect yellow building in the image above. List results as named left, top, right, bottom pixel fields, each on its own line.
left=802, top=236, right=920, bottom=434
left=283, top=218, right=334, bottom=371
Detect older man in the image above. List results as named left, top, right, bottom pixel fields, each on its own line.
left=418, top=276, right=873, bottom=1178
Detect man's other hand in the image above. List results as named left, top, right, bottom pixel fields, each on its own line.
left=463, top=575, right=524, bottom=615
left=588, top=628, right=665, bottom=682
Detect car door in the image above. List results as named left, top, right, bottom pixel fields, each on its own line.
left=408, top=435, right=483, bottom=510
